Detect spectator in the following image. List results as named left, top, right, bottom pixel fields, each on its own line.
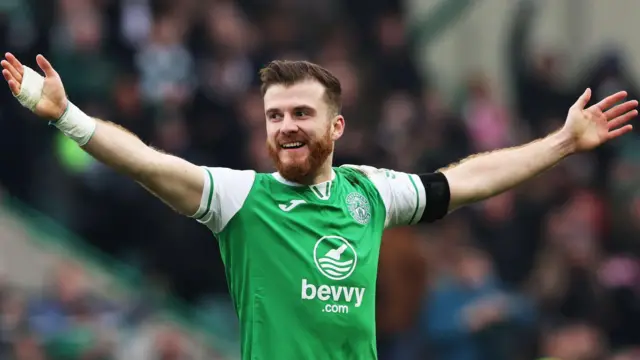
left=28, top=262, right=120, bottom=360
left=423, top=245, right=535, bottom=360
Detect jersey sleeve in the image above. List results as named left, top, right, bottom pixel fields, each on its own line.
left=190, top=167, right=256, bottom=234
left=341, top=165, right=450, bottom=228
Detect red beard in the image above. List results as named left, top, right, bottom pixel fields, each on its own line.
left=267, top=128, right=333, bottom=183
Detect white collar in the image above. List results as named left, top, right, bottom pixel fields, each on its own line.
left=271, top=169, right=336, bottom=187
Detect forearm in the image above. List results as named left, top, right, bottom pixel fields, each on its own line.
left=441, top=131, right=574, bottom=210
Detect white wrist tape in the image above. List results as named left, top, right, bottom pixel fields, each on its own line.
left=14, top=66, right=44, bottom=111
left=53, top=102, right=97, bottom=146
left=14, top=65, right=96, bottom=146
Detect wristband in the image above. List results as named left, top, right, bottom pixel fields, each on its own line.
left=52, top=101, right=96, bottom=146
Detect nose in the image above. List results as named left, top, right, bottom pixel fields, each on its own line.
left=280, top=114, right=298, bottom=134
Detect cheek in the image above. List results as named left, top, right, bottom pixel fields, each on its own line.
left=266, top=134, right=276, bottom=145
left=265, top=128, right=278, bottom=142
left=308, top=124, right=330, bottom=139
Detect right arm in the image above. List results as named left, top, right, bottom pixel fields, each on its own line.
left=78, top=117, right=255, bottom=230
left=83, top=119, right=203, bottom=216
left=2, top=53, right=204, bottom=216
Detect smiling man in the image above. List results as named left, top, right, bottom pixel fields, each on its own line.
left=2, top=54, right=637, bottom=360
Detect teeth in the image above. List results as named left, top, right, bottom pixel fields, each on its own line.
left=282, top=142, right=304, bottom=148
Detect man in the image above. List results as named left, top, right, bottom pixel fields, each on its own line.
left=1, top=53, right=636, bottom=359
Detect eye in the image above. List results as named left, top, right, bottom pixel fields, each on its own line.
left=268, top=112, right=283, bottom=121
left=294, top=109, right=309, bottom=118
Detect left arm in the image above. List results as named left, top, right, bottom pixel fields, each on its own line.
left=440, top=130, right=573, bottom=211
left=349, top=89, right=635, bottom=227
left=441, top=88, right=637, bottom=212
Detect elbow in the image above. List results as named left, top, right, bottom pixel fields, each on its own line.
left=137, top=180, right=199, bottom=217
left=110, top=147, right=165, bottom=182
left=135, top=150, right=168, bottom=179
left=133, top=154, right=202, bottom=216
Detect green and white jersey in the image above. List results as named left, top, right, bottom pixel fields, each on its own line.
left=191, top=165, right=429, bottom=360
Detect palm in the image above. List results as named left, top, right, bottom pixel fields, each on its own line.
left=563, top=88, right=637, bottom=152
left=2, top=53, right=68, bottom=120
left=568, top=108, right=611, bottom=150
left=36, top=74, right=67, bottom=119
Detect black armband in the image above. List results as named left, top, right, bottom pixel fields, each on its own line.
left=418, top=172, right=450, bottom=223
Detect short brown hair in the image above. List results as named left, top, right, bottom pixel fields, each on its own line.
left=259, top=60, right=342, bottom=114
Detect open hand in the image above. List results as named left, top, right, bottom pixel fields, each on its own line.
left=561, top=88, right=637, bottom=152
left=2, top=53, right=68, bottom=120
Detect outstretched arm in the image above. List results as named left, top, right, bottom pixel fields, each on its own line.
left=2, top=53, right=203, bottom=216
left=441, top=88, right=637, bottom=211
left=84, top=120, right=204, bottom=215
left=440, top=130, right=572, bottom=211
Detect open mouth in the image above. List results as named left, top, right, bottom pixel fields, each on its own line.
left=280, top=142, right=306, bottom=149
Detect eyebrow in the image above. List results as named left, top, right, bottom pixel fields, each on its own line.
left=265, top=105, right=316, bottom=115
left=293, top=105, right=316, bottom=113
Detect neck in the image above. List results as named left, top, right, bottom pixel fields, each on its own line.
left=291, top=154, right=335, bottom=185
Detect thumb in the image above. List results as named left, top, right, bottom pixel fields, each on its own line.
left=36, top=54, right=57, bottom=78
left=573, top=88, right=592, bottom=110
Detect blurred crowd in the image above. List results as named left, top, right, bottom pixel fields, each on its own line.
left=0, top=259, right=217, bottom=359
left=1, top=0, right=640, bottom=359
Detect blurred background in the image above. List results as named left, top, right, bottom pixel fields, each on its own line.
left=1, top=0, right=640, bottom=359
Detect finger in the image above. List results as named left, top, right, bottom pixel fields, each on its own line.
left=36, top=54, right=57, bottom=78
left=3, top=70, right=20, bottom=95
left=2, top=68, right=12, bottom=81
left=608, top=124, right=633, bottom=140
left=1, top=60, right=22, bottom=83
left=573, top=88, right=592, bottom=110
left=591, top=90, right=627, bottom=111
left=607, top=109, right=638, bottom=130
left=4, top=52, right=24, bottom=76
left=604, top=100, right=638, bottom=120
left=7, top=79, right=20, bottom=95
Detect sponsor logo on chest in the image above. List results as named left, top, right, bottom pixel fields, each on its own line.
left=300, top=235, right=366, bottom=314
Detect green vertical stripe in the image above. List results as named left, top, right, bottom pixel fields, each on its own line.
left=407, top=174, right=420, bottom=225
left=310, top=185, right=323, bottom=199
left=196, top=168, right=214, bottom=220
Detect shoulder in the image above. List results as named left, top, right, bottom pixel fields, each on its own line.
left=195, top=167, right=258, bottom=232
left=201, top=166, right=260, bottom=198
left=335, top=165, right=394, bottom=215
left=202, top=167, right=257, bottom=184
left=338, top=164, right=387, bottom=177
left=336, top=164, right=392, bottom=186
left=336, top=165, right=386, bottom=192
left=337, top=164, right=415, bottom=192
left=338, top=164, right=408, bottom=182
left=338, top=164, right=427, bottom=227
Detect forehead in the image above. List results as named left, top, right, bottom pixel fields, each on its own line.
left=263, top=80, right=326, bottom=110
